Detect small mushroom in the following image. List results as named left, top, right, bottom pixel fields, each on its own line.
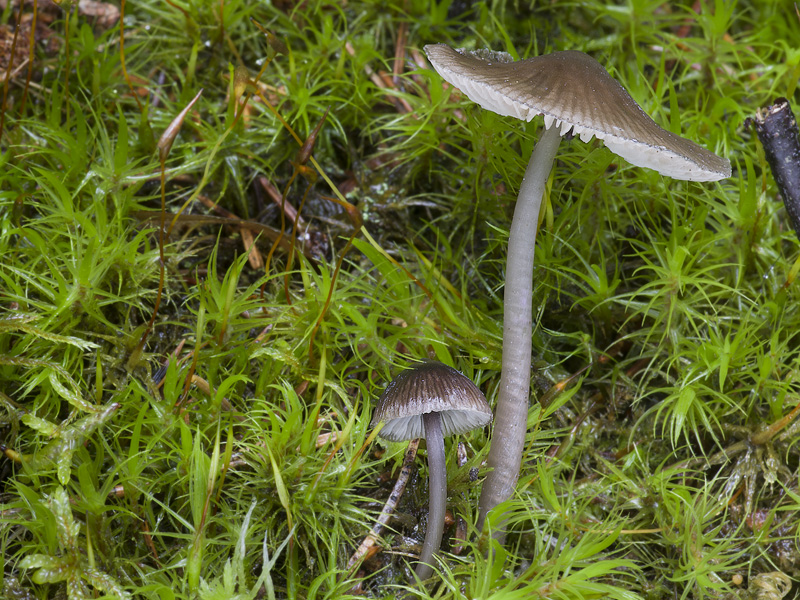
left=424, top=44, right=731, bottom=531
left=371, top=361, right=492, bottom=581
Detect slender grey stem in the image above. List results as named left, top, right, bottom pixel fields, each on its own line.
left=478, top=125, right=562, bottom=535
left=415, top=412, right=446, bottom=580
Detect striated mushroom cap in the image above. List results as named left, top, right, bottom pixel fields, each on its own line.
left=424, top=44, right=731, bottom=182
left=371, top=362, right=492, bottom=442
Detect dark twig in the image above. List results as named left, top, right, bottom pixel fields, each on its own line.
left=753, top=98, right=800, bottom=241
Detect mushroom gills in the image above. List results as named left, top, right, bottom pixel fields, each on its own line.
left=379, top=409, right=493, bottom=442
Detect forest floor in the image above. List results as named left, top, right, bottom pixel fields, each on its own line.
left=1, top=1, right=799, bottom=599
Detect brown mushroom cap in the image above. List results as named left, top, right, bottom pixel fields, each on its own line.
left=371, top=362, right=492, bottom=442
left=425, top=44, right=731, bottom=182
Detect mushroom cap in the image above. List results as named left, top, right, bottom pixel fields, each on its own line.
left=371, top=362, right=493, bottom=442
left=424, top=44, right=731, bottom=182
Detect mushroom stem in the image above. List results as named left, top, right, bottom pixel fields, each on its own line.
left=415, top=411, right=447, bottom=580
left=478, top=125, right=562, bottom=534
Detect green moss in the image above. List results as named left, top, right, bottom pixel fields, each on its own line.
left=1, top=0, right=799, bottom=598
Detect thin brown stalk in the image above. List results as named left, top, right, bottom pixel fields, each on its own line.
left=347, top=439, right=420, bottom=571
left=0, top=0, right=26, bottom=141
left=119, top=0, right=144, bottom=112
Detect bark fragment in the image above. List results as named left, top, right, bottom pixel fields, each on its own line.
left=754, top=98, right=800, bottom=241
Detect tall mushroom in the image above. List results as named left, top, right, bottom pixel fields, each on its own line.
left=371, top=361, right=492, bottom=580
left=424, top=44, right=731, bottom=531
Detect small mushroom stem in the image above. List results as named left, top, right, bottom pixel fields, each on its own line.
left=415, top=411, right=447, bottom=580
left=478, top=125, right=562, bottom=534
